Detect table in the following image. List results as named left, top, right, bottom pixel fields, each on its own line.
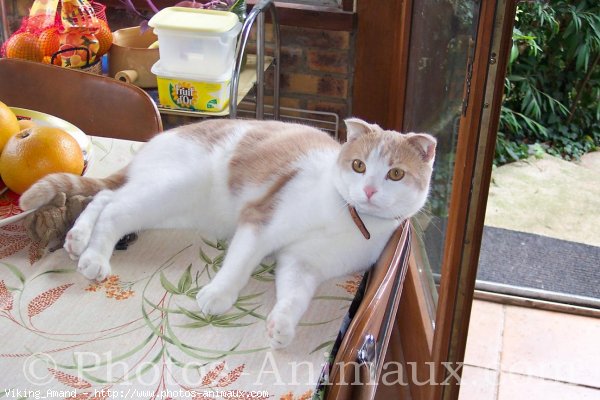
left=0, top=136, right=360, bottom=398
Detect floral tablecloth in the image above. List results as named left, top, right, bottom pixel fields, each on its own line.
left=0, top=137, right=360, bottom=400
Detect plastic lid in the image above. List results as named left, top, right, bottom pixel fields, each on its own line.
left=148, top=7, right=240, bottom=33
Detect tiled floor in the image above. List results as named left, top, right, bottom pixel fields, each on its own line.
left=458, top=300, right=600, bottom=400
left=461, top=151, right=600, bottom=399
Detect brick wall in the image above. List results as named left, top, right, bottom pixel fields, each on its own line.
left=271, top=24, right=353, bottom=116
left=247, top=23, right=355, bottom=137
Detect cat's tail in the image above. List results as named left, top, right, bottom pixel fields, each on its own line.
left=19, top=168, right=127, bottom=211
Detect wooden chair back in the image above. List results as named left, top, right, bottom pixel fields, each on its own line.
left=0, top=58, right=162, bottom=141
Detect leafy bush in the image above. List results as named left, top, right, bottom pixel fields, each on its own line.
left=496, top=0, right=600, bottom=165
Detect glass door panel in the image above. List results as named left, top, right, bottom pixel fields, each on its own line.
left=403, top=0, right=481, bottom=316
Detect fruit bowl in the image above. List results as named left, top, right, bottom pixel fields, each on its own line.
left=0, top=108, right=93, bottom=227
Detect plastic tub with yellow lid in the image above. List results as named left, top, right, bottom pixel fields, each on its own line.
left=148, top=7, right=242, bottom=78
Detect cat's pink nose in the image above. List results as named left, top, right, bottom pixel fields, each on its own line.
left=364, top=186, right=377, bottom=200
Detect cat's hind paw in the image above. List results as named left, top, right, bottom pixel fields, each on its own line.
left=267, top=311, right=296, bottom=349
left=196, top=283, right=236, bottom=315
left=77, top=251, right=111, bottom=281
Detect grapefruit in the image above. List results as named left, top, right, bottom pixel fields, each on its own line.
left=0, top=101, right=20, bottom=153
left=0, top=126, right=84, bottom=194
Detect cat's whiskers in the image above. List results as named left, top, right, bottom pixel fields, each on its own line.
left=414, top=206, right=445, bottom=236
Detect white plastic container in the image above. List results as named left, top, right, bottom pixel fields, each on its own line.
left=148, top=7, right=242, bottom=78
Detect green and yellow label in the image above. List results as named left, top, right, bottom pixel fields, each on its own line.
left=157, top=77, right=230, bottom=112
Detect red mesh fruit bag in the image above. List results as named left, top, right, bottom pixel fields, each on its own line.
left=1, top=0, right=111, bottom=70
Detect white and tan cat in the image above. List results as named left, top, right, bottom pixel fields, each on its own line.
left=20, top=118, right=436, bottom=348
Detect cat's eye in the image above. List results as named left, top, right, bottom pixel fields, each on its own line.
left=352, top=159, right=366, bottom=173
left=387, top=168, right=405, bottom=181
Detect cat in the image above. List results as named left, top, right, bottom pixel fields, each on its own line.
left=19, top=117, right=436, bottom=348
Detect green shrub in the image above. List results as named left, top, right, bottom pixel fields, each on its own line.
left=496, top=0, right=600, bottom=166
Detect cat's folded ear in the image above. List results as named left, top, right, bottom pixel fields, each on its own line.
left=406, top=133, right=437, bottom=164
left=344, top=118, right=380, bottom=141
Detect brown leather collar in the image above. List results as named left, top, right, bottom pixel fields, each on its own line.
left=348, top=205, right=371, bottom=240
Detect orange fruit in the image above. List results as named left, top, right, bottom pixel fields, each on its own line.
left=0, top=126, right=84, bottom=194
left=4, top=32, right=43, bottom=62
left=95, top=20, right=113, bottom=57
left=42, top=55, right=62, bottom=65
left=38, top=27, right=61, bottom=58
left=0, top=101, right=20, bottom=153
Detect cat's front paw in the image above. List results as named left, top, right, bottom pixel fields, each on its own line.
left=196, top=283, right=236, bottom=315
left=64, top=225, right=92, bottom=260
left=267, top=311, right=296, bottom=349
left=77, top=251, right=111, bottom=281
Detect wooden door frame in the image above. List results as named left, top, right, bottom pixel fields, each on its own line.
left=434, top=0, right=517, bottom=399
left=354, top=0, right=518, bottom=398
left=432, top=1, right=517, bottom=398
left=352, top=0, right=410, bottom=130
